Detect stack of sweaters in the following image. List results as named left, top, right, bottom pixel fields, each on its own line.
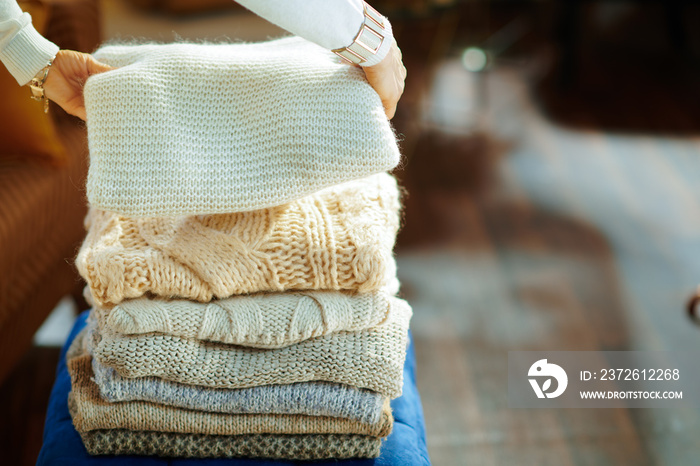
left=66, top=38, right=412, bottom=461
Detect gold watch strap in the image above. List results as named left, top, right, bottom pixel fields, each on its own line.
left=332, top=2, right=386, bottom=65
left=29, top=59, right=54, bottom=114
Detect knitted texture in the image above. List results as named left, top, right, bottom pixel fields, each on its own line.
left=77, top=430, right=381, bottom=459
left=84, top=38, right=401, bottom=217
left=93, top=289, right=394, bottom=348
left=77, top=173, right=401, bottom=307
left=88, top=297, right=412, bottom=398
left=92, top=357, right=385, bottom=424
left=68, top=335, right=393, bottom=437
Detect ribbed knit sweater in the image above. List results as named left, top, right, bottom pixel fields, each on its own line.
left=1, top=0, right=394, bottom=86
left=76, top=430, right=381, bottom=460
left=77, top=173, right=401, bottom=307
left=0, top=1, right=59, bottom=85
left=88, top=296, right=412, bottom=398
left=68, top=334, right=393, bottom=437
left=92, top=357, right=385, bottom=424
left=84, top=38, right=401, bottom=217
left=93, top=289, right=394, bottom=348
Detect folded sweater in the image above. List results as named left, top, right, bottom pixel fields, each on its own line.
left=93, top=289, right=394, bottom=348
left=76, top=429, right=381, bottom=460
left=68, top=332, right=393, bottom=437
left=88, top=296, right=412, bottom=398
left=84, top=38, right=401, bottom=217
left=92, top=356, right=385, bottom=424
left=77, top=173, right=400, bottom=307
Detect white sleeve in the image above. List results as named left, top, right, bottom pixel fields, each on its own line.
left=235, top=0, right=393, bottom=67
left=0, top=0, right=59, bottom=85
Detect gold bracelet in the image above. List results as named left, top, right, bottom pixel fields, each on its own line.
left=332, top=2, right=386, bottom=65
left=29, top=58, right=55, bottom=114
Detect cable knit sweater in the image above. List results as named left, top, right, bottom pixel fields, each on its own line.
left=88, top=296, right=412, bottom=398
left=84, top=38, right=401, bottom=217
left=77, top=173, right=401, bottom=307
left=93, top=289, right=394, bottom=348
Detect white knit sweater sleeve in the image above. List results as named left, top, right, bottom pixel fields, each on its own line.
left=0, top=0, right=59, bottom=85
left=235, top=0, right=393, bottom=67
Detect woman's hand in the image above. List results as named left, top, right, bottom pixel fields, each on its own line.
left=43, top=50, right=114, bottom=120
left=363, top=39, right=406, bottom=120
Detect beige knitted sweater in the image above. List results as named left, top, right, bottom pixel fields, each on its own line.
left=68, top=334, right=392, bottom=437
left=77, top=173, right=400, bottom=307
left=84, top=38, right=401, bottom=217
left=93, top=289, right=394, bottom=348
left=77, top=430, right=382, bottom=460
left=88, top=296, right=412, bottom=398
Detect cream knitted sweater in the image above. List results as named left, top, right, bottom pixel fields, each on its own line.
left=88, top=296, right=412, bottom=398
left=84, top=38, right=401, bottom=217
left=77, top=173, right=401, bottom=307
left=93, top=290, right=394, bottom=348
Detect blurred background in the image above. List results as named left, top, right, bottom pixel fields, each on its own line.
left=2, top=0, right=700, bottom=464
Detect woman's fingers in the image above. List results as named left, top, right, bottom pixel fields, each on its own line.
left=363, top=39, right=406, bottom=120
left=44, top=50, right=115, bottom=120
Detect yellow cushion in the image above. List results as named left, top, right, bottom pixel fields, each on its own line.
left=0, top=1, right=67, bottom=166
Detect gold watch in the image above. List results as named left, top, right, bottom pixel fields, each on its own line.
left=332, top=2, right=386, bottom=65
left=29, top=58, right=55, bottom=114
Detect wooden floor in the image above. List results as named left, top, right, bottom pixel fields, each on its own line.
left=3, top=3, right=700, bottom=465
left=391, top=5, right=700, bottom=465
